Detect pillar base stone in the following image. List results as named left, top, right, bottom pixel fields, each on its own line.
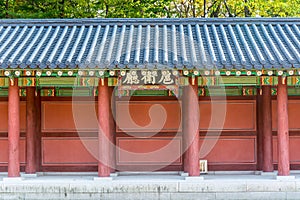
left=260, top=171, right=277, bottom=176
left=254, top=171, right=262, bottom=175
left=3, top=177, right=24, bottom=182
left=110, top=173, right=118, bottom=177
left=21, top=173, right=38, bottom=178
left=36, top=172, right=44, bottom=176
left=94, top=177, right=113, bottom=181
left=179, top=172, right=189, bottom=177
left=276, top=176, right=295, bottom=181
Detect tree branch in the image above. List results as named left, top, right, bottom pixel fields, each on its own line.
left=223, top=0, right=234, bottom=17
left=5, top=0, right=9, bottom=18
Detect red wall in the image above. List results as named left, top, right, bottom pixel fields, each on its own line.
left=0, top=138, right=25, bottom=166
left=41, top=101, right=98, bottom=171
left=42, top=101, right=98, bottom=132
left=42, top=137, right=97, bottom=165
left=0, top=102, right=26, bottom=132
left=1, top=97, right=300, bottom=171
left=199, top=136, right=256, bottom=170
left=117, top=137, right=182, bottom=165
left=116, top=101, right=182, bottom=132
left=199, top=100, right=256, bottom=131
left=115, top=99, right=257, bottom=171
left=198, top=100, right=257, bottom=170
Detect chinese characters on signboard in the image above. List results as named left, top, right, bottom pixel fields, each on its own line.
left=122, top=70, right=177, bottom=85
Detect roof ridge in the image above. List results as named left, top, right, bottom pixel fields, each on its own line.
left=0, top=17, right=300, bottom=26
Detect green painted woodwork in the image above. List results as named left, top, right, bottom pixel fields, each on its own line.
left=0, top=88, right=8, bottom=96
left=288, top=88, right=300, bottom=96
left=40, top=88, right=55, bottom=96
left=108, top=78, right=117, bottom=86
left=57, top=88, right=93, bottom=96
left=219, top=77, right=257, bottom=85
left=0, top=78, right=8, bottom=87
left=77, top=77, right=98, bottom=87
left=197, top=76, right=259, bottom=87
left=38, top=77, right=77, bottom=87
left=179, top=77, right=189, bottom=86
left=271, top=88, right=277, bottom=95
left=0, top=86, right=299, bottom=97
left=18, top=78, right=36, bottom=87
left=288, top=76, right=300, bottom=86
left=19, top=89, right=26, bottom=96
left=198, top=88, right=205, bottom=96
left=0, top=70, right=299, bottom=88
left=260, top=76, right=278, bottom=85
left=199, top=77, right=216, bottom=86
left=0, top=73, right=298, bottom=97
left=131, top=90, right=169, bottom=96
left=242, top=87, right=257, bottom=95
left=205, top=87, right=242, bottom=96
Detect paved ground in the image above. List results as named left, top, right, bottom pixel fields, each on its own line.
left=1, top=171, right=300, bottom=200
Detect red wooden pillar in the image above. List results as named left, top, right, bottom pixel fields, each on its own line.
left=262, top=85, right=274, bottom=172
left=277, top=76, right=290, bottom=176
left=98, top=78, right=111, bottom=177
left=25, top=87, right=36, bottom=174
left=108, top=87, right=116, bottom=173
left=35, top=88, right=42, bottom=171
left=256, top=89, right=263, bottom=171
left=8, top=78, right=20, bottom=177
left=183, top=77, right=200, bottom=176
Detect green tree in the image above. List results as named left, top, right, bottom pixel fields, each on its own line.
left=3, top=0, right=100, bottom=18
left=168, top=0, right=300, bottom=18
left=1, top=0, right=300, bottom=19
left=0, top=0, right=13, bottom=18
left=96, top=0, right=172, bottom=18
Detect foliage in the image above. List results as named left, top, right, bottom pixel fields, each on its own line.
left=1, top=0, right=300, bottom=19
left=96, top=0, right=173, bottom=18
left=168, top=0, right=300, bottom=18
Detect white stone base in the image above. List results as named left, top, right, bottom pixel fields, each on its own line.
left=179, top=172, right=189, bottom=177
left=260, top=171, right=277, bottom=176
left=254, top=171, right=262, bottom=175
left=36, top=172, right=44, bottom=176
left=185, top=176, right=204, bottom=181
left=3, top=177, right=24, bottom=182
left=213, top=171, right=255, bottom=175
left=21, top=173, right=38, bottom=178
left=110, top=173, right=118, bottom=177
left=93, top=177, right=113, bottom=181
left=276, top=175, right=295, bottom=181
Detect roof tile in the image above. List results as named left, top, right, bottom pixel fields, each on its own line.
left=0, top=18, right=299, bottom=69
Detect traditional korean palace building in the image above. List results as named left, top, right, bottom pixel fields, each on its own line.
left=0, top=18, right=299, bottom=178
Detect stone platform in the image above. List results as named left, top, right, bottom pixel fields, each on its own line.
left=1, top=171, right=300, bottom=200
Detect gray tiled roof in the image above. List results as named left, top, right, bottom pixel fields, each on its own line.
left=0, top=18, right=300, bottom=70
